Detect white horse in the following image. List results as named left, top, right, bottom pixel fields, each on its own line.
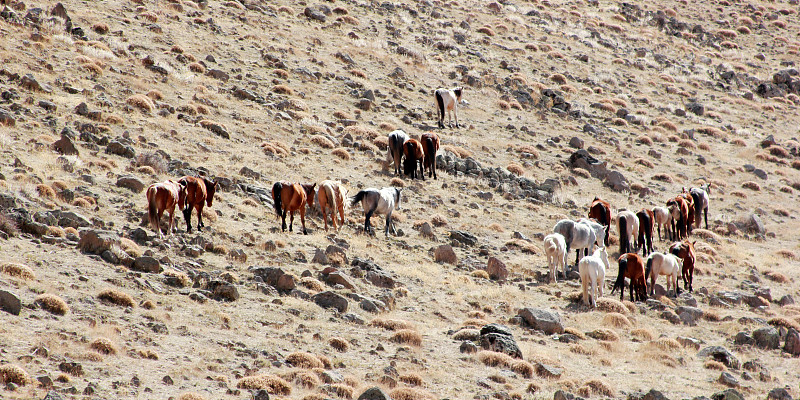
left=350, top=187, right=402, bottom=236
left=614, top=210, right=639, bottom=254
left=688, top=184, right=710, bottom=229
left=434, top=87, right=463, bottom=128
left=543, top=233, right=567, bottom=282
left=579, top=246, right=610, bottom=308
left=645, top=252, right=681, bottom=296
left=387, top=130, right=409, bottom=176
left=578, top=218, right=606, bottom=252
left=652, top=206, right=672, bottom=241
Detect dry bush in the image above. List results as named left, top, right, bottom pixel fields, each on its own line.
left=120, top=237, right=142, bottom=258
left=595, top=298, right=628, bottom=314
left=578, top=380, right=615, bottom=398
left=569, top=344, right=597, bottom=355
left=0, top=213, right=19, bottom=237
left=652, top=338, right=681, bottom=351
left=550, top=73, right=567, bottom=84
left=374, top=136, right=389, bottom=150
left=98, top=289, right=135, bottom=308
left=333, top=110, right=352, bottom=120
left=310, top=135, right=334, bottom=149
left=507, top=163, right=525, bottom=175
left=453, top=329, right=480, bottom=341
left=262, top=141, right=290, bottom=157
left=163, top=269, right=190, bottom=287
left=286, top=352, right=325, bottom=369
left=289, top=370, right=320, bottom=389
left=678, top=139, right=696, bottom=149
left=652, top=173, right=674, bottom=183
left=602, top=313, right=631, bottom=328
left=572, top=168, right=590, bottom=178
left=588, top=328, right=619, bottom=341
left=564, top=327, right=586, bottom=339
left=0, top=364, right=31, bottom=386
left=477, top=351, right=513, bottom=368
left=37, top=184, right=56, bottom=200
left=497, top=99, right=510, bottom=110
left=332, top=148, right=351, bottom=160
left=698, top=142, right=711, bottom=151
left=612, top=118, right=628, bottom=126
left=703, top=309, right=721, bottom=322
left=704, top=360, right=726, bottom=370
left=391, top=329, right=422, bottom=346
left=35, top=293, right=69, bottom=315
left=272, top=85, right=294, bottom=95
left=769, top=317, right=800, bottom=332
left=324, top=383, right=354, bottom=398
left=370, top=318, right=415, bottom=331
left=189, top=62, right=206, bottom=73
left=126, top=94, right=155, bottom=112
left=636, top=135, right=653, bottom=145
left=135, top=349, right=159, bottom=360
left=237, top=374, right=291, bottom=394
left=776, top=249, right=797, bottom=260
left=658, top=120, right=678, bottom=131
left=300, top=277, right=325, bottom=292
left=0, top=262, right=35, bottom=280
left=134, top=152, right=168, bottom=174
left=767, top=145, right=790, bottom=158
left=477, top=26, right=495, bottom=36
left=390, top=388, right=433, bottom=400
left=139, top=11, right=158, bottom=22
left=329, top=337, right=349, bottom=352
left=90, top=337, right=118, bottom=355
left=399, top=373, right=423, bottom=386
left=178, top=394, right=206, bottom=400
left=443, top=145, right=472, bottom=158
left=635, top=158, right=654, bottom=168
left=697, top=126, right=726, bottom=138
left=511, top=360, right=534, bottom=378
left=742, top=181, right=761, bottom=191
left=471, top=270, right=490, bottom=279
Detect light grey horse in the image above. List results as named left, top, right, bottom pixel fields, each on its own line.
left=351, top=187, right=402, bottom=236
left=387, top=130, right=409, bottom=176
left=578, top=218, right=606, bottom=254
left=554, top=219, right=601, bottom=266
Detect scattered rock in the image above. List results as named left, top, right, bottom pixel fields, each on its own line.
left=568, top=136, right=584, bottom=149
left=486, top=257, right=508, bottom=281
left=535, top=362, right=563, bottom=379
left=554, top=390, right=577, bottom=400
left=131, top=256, right=161, bottom=273
left=116, top=175, right=146, bottom=193
left=434, top=245, right=458, bottom=264
left=78, top=230, right=119, bottom=255
left=767, top=388, right=793, bottom=400
left=358, top=387, right=391, bottom=400
left=253, top=389, right=270, bottom=400
left=0, top=289, right=22, bottom=315
left=52, top=132, right=79, bottom=156
left=718, top=371, right=740, bottom=387
left=42, top=391, right=64, bottom=400
left=783, top=328, right=800, bottom=356
left=460, top=340, right=478, bottom=353
left=106, top=140, right=136, bottom=158
left=604, top=170, right=630, bottom=192
left=698, top=346, right=740, bottom=369
left=311, top=291, right=348, bottom=313
left=449, top=230, right=477, bottom=246
left=20, top=74, right=44, bottom=91
left=517, top=308, right=565, bottom=334
left=276, top=274, right=296, bottom=291
left=568, top=149, right=607, bottom=178
left=322, top=270, right=355, bottom=289
left=206, top=69, right=229, bottom=82
left=304, top=6, right=327, bottom=22
left=753, top=326, right=780, bottom=350
left=676, top=306, right=703, bottom=326
left=212, top=282, right=239, bottom=301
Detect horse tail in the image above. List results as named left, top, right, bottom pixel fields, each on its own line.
left=435, top=90, right=444, bottom=121
left=618, top=214, right=628, bottom=254
left=272, top=182, right=283, bottom=219
left=690, top=191, right=702, bottom=227
left=612, top=256, right=627, bottom=294
left=645, top=255, right=653, bottom=280
left=351, top=190, right=366, bottom=208
left=323, top=184, right=337, bottom=216
left=146, top=186, right=158, bottom=229
left=423, top=136, right=435, bottom=167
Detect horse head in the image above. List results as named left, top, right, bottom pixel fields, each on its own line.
left=453, top=87, right=463, bottom=101
left=302, top=183, right=317, bottom=204
left=176, top=180, right=188, bottom=209
left=597, top=246, right=610, bottom=270
left=205, top=178, right=219, bottom=207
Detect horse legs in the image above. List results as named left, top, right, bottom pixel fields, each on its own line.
left=703, top=208, right=708, bottom=230
left=575, top=249, right=581, bottom=267
left=321, top=203, right=330, bottom=231
left=281, top=210, right=288, bottom=232
left=300, top=208, right=307, bottom=235
left=386, top=211, right=396, bottom=236
left=419, top=160, right=425, bottom=181
left=289, top=210, right=295, bottom=232
left=581, top=275, right=589, bottom=306
left=156, top=209, right=165, bottom=238
left=182, top=206, right=192, bottom=233
left=364, top=209, right=374, bottom=235
left=196, top=204, right=204, bottom=231
left=590, top=276, right=598, bottom=308
left=454, top=109, right=459, bottom=128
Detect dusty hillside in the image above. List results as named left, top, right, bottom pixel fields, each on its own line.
left=1, top=0, right=800, bottom=399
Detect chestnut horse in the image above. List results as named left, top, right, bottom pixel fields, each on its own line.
left=272, top=181, right=316, bottom=234
left=421, top=132, right=440, bottom=180
left=403, top=138, right=425, bottom=180
left=666, top=196, right=689, bottom=240
left=612, top=253, right=648, bottom=302
left=636, top=208, right=654, bottom=256
left=178, top=176, right=219, bottom=233
left=588, top=197, right=612, bottom=247
left=680, top=191, right=696, bottom=236
left=670, top=240, right=696, bottom=293
left=317, top=180, right=348, bottom=231
left=146, top=180, right=186, bottom=238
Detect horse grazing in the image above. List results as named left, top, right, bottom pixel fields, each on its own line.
left=689, top=184, right=710, bottom=229
left=553, top=219, right=598, bottom=266
left=421, top=132, right=440, bottom=180
left=578, top=218, right=606, bottom=254
left=680, top=191, right=696, bottom=235
left=636, top=208, right=654, bottom=256
left=351, top=187, right=402, bottom=236
left=579, top=246, right=610, bottom=308
left=588, top=197, right=612, bottom=246
left=434, top=87, right=464, bottom=128
left=403, top=138, right=425, bottom=180
left=670, top=240, right=696, bottom=293
left=178, top=176, right=219, bottom=233
left=317, top=180, right=348, bottom=231
left=543, top=233, right=567, bottom=282
left=645, top=252, right=681, bottom=297
left=612, top=253, right=648, bottom=302
left=387, top=130, right=409, bottom=176
left=146, top=180, right=186, bottom=238
left=666, top=197, right=689, bottom=240
left=272, top=181, right=316, bottom=235
left=652, top=206, right=672, bottom=241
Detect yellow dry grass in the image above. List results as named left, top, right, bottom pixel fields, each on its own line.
left=0, top=364, right=32, bottom=386
left=98, top=289, right=135, bottom=308
left=35, top=293, right=69, bottom=315
left=0, top=262, right=35, bottom=280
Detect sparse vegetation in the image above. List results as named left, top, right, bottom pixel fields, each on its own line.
left=35, top=293, right=69, bottom=315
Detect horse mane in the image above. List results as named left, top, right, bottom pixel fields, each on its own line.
left=272, top=182, right=284, bottom=219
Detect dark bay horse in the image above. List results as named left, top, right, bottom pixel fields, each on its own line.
left=588, top=197, right=612, bottom=247
left=178, top=176, right=219, bottom=233
left=387, top=130, right=409, bottom=176
left=421, top=132, right=440, bottom=180
left=636, top=208, right=654, bottom=256
left=612, top=253, right=648, bottom=302
left=146, top=179, right=186, bottom=238
left=666, top=196, right=689, bottom=240
left=272, top=181, right=316, bottom=234
left=671, top=240, right=697, bottom=293
left=403, top=138, right=425, bottom=180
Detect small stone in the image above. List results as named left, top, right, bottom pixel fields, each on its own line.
left=767, top=388, right=792, bottom=400
left=254, top=389, right=270, bottom=400
left=434, top=245, right=458, bottom=264
left=568, top=136, right=584, bottom=149
left=357, top=386, right=391, bottom=400
left=718, top=371, right=740, bottom=387
left=517, top=308, right=564, bottom=334
left=486, top=257, right=508, bottom=281
left=0, top=289, right=22, bottom=315
left=753, top=326, right=780, bottom=349
left=116, top=175, right=146, bottom=193
left=132, top=256, right=161, bottom=273
left=311, top=291, right=348, bottom=313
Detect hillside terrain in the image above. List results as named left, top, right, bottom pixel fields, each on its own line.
left=1, top=0, right=800, bottom=399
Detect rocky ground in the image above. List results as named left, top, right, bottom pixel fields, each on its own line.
left=1, top=0, right=800, bottom=399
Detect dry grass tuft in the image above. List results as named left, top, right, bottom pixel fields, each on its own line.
left=311, top=135, right=334, bottom=149
left=0, top=262, right=35, bottom=280
left=390, top=387, right=433, bottom=400
left=652, top=338, right=681, bottom=351
left=178, top=393, right=207, bottom=400
left=163, top=269, right=190, bottom=287
left=332, top=148, right=351, bottom=160
left=769, top=317, right=800, bottom=332
left=471, top=270, right=490, bottom=279
left=300, top=277, right=325, bottom=292
left=631, top=328, right=654, bottom=341
left=477, top=26, right=496, bottom=36
left=602, top=313, right=632, bottom=328
left=37, top=184, right=56, bottom=200
left=595, top=298, right=629, bottom=314
left=507, top=163, right=525, bottom=175
left=286, top=352, right=324, bottom=369
left=329, top=337, right=349, bottom=352
left=189, top=62, right=206, bottom=73
left=742, top=181, right=761, bottom=191
left=90, top=337, right=118, bottom=355
left=570, top=343, right=597, bottom=355
left=578, top=379, right=615, bottom=398
left=98, top=289, right=135, bottom=308
left=272, top=85, right=294, bottom=95
left=136, top=349, right=159, bottom=360
left=126, top=94, right=155, bottom=112
left=391, top=329, right=422, bottom=346
left=35, top=293, right=69, bottom=315
left=92, top=22, right=110, bottom=34
left=511, top=360, right=534, bottom=378
left=550, top=73, right=567, bottom=84
left=478, top=351, right=513, bottom=367
left=704, top=360, right=726, bottom=370
left=588, top=328, right=619, bottom=341
left=564, top=327, right=586, bottom=339
left=0, top=364, right=32, bottom=386
left=370, top=318, right=415, bottom=331
left=237, top=374, right=291, bottom=394
left=399, top=373, right=424, bottom=386
left=764, top=270, right=790, bottom=283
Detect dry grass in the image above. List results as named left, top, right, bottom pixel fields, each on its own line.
left=370, top=318, right=415, bottom=331
left=578, top=379, right=615, bottom=398
left=98, top=289, right=135, bottom=308
left=90, top=337, right=118, bottom=355
left=0, top=364, right=31, bottom=386
left=178, top=393, right=207, bottom=400
left=399, top=373, right=423, bottom=386
left=0, top=262, right=35, bottom=280
left=189, top=62, right=206, bottom=73
left=36, top=184, right=56, bottom=200
left=126, top=94, right=155, bottom=112
left=390, top=329, right=422, bottom=346
left=704, top=360, right=726, bottom=370
left=652, top=338, right=681, bottom=351
left=588, top=328, right=619, bottom=341
left=136, top=349, right=159, bottom=360
left=390, top=177, right=404, bottom=187
left=742, top=181, right=761, bottom=191
left=286, top=352, right=325, bottom=369
left=471, top=270, right=490, bottom=279
left=602, top=313, right=632, bottom=328
left=595, top=298, right=629, bottom=314
left=272, top=85, right=294, bottom=95
left=570, top=343, right=597, bottom=355
left=35, top=293, right=69, bottom=315
left=507, top=163, right=525, bottom=175
left=511, top=360, right=534, bottom=378
left=236, top=374, right=292, bottom=395
left=390, top=388, right=433, bottom=400
left=163, top=269, right=190, bottom=287
left=329, top=337, right=349, bottom=352
left=478, top=351, right=513, bottom=367
left=332, top=148, right=351, bottom=160
left=768, top=317, right=800, bottom=332
left=311, top=135, right=334, bottom=149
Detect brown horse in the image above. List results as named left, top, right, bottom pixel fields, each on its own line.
left=178, top=176, right=219, bottom=233
left=146, top=180, right=186, bottom=238
left=666, top=196, right=689, bottom=240
left=588, top=197, right=612, bottom=246
left=272, top=181, right=316, bottom=234
left=317, top=180, right=347, bottom=231
left=671, top=240, right=696, bottom=293
left=636, top=208, right=654, bottom=256
left=612, top=253, right=648, bottom=302
left=421, top=132, right=440, bottom=180
left=403, top=138, right=425, bottom=180
left=680, top=190, right=696, bottom=236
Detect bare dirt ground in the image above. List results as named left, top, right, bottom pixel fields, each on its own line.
left=1, top=0, right=800, bottom=399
